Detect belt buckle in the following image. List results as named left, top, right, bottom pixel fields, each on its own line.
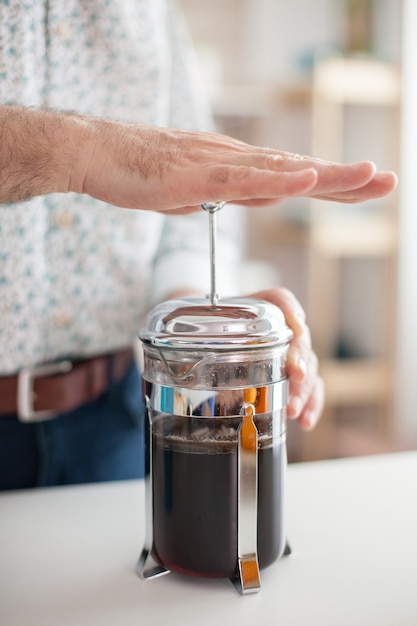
left=17, top=360, right=73, bottom=422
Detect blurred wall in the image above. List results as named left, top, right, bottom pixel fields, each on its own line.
left=179, top=0, right=414, bottom=453
left=396, top=0, right=417, bottom=440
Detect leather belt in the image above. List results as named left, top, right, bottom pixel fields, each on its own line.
left=0, top=348, right=134, bottom=422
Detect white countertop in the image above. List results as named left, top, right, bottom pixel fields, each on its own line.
left=1, top=452, right=417, bottom=626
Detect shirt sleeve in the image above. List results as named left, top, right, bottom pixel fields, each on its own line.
left=149, top=1, right=244, bottom=305
left=165, top=0, right=216, bottom=133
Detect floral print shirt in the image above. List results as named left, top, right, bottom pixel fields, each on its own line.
left=0, top=0, right=241, bottom=374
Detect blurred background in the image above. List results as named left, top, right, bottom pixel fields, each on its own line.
left=178, top=0, right=417, bottom=462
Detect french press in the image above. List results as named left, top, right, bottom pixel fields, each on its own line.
left=137, top=203, right=292, bottom=594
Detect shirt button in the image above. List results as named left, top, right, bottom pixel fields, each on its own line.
left=56, top=24, right=73, bottom=39
left=54, top=211, right=74, bottom=227
left=54, top=312, right=73, bottom=328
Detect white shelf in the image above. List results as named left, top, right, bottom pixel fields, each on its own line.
left=310, top=214, right=397, bottom=257
left=314, top=57, right=401, bottom=106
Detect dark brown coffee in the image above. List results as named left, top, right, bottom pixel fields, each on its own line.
left=151, top=430, right=286, bottom=578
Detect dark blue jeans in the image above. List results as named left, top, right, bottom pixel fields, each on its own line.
left=0, top=362, right=145, bottom=490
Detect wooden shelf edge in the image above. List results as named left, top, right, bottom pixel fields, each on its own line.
left=320, top=358, right=392, bottom=405
left=212, top=81, right=312, bottom=118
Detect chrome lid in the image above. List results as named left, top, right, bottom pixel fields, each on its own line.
left=139, top=296, right=293, bottom=350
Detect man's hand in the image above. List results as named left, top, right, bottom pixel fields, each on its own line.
left=79, top=120, right=398, bottom=213
left=248, top=288, right=324, bottom=430
left=0, top=106, right=398, bottom=210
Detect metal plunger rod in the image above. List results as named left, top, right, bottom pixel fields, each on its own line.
left=208, top=209, right=218, bottom=306
left=201, top=201, right=226, bottom=306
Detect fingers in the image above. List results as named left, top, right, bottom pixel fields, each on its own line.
left=286, top=337, right=323, bottom=430
left=312, top=170, right=398, bottom=203
left=301, top=160, right=376, bottom=195
left=265, top=156, right=377, bottom=194
left=248, top=287, right=324, bottom=431
left=204, top=166, right=319, bottom=203
left=293, top=375, right=325, bottom=431
left=199, top=160, right=396, bottom=210
left=247, top=287, right=308, bottom=338
left=146, top=167, right=398, bottom=214
left=232, top=168, right=397, bottom=208
left=246, top=287, right=324, bottom=430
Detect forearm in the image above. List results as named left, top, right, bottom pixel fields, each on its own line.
left=0, top=105, right=91, bottom=204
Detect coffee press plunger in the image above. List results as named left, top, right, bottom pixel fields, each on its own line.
left=137, top=202, right=292, bottom=594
